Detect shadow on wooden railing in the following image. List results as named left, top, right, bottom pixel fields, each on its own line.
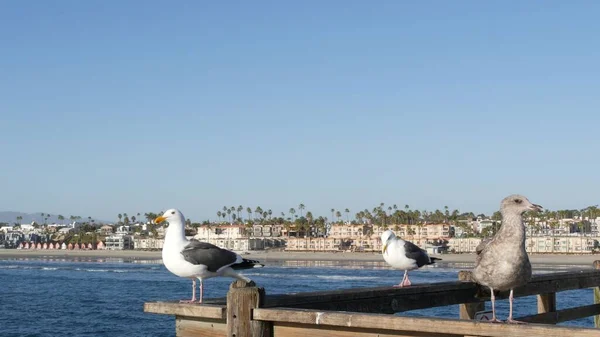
left=144, top=261, right=600, bottom=337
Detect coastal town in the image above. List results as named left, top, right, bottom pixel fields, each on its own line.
left=2, top=206, right=600, bottom=254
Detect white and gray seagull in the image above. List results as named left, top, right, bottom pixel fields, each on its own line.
left=472, top=194, right=543, bottom=323
left=156, top=209, right=264, bottom=303
left=381, top=230, right=441, bottom=287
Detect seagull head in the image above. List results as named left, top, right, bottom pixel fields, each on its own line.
left=500, top=194, right=543, bottom=215
left=154, top=209, right=185, bottom=226
left=381, top=229, right=396, bottom=254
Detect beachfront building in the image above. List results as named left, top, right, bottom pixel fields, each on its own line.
left=195, top=225, right=247, bottom=241
left=285, top=223, right=451, bottom=252
left=447, top=238, right=482, bottom=253
left=133, top=237, right=164, bottom=250
left=99, top=225, right=114, bottom=235
left=448, top=236, right=600, bottom=254
left=525, top=236, right=599, bottom=254
left=252, top=224, right=284, bottom=237
left=105, top=234, right=134, bottom=250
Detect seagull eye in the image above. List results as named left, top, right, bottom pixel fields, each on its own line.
left=514, top=199, right=522, bottom=204
left=171, top=211, right=175, bottom=215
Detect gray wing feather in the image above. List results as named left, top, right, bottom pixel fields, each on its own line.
left=403, top=240, right=431, bottom=268
left=476, top=238, right=493, bottom=255
left=181, top=240, right=238, bottom=272
left=475, top=237, right=493, bottom=266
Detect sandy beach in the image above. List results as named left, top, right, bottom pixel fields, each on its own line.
left=1, top=249, right=599, bottom=266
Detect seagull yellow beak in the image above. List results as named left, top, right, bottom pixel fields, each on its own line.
left=154, top=216, right=166, bottom=224
left=383, top=243, right=388, bottom=254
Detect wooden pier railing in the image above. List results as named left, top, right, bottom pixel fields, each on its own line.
left=144, top=260, right=600, bottom=337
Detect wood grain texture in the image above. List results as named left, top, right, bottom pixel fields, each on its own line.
left=226, top=280, right=272, bottom=337
left=144, top=302, right=226, bottom=319
left=176, top=316, right=226, bottom=337
left=518, top=304, right=600, bottom=324
left=254, top=308, right=600, bottom=337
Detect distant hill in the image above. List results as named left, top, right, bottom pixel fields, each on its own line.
left=0, top=211, right=111, bottom=225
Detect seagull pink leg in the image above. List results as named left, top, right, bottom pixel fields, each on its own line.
left=180, top=279, right=197, bottom=303
left=402, top=271, right=412, bottom=287
left=506, top=289, right=525, bottom=324
left=394, top=270, right=411, bottom=288
left=488, top=288, right=502, bottom=323
left=198, top=279, right=203, bottom=304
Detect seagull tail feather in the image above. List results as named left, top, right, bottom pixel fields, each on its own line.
left=429, top=257, right=442, bottom=264
left=231, top=258, right=264, bottom=270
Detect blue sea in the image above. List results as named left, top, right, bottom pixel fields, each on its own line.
left=0, top=257, right=596, bottom=337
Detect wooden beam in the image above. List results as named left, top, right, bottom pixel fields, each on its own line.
left=253, top=308, right=600, bottom=337
left=175, top=316, right=227, bottom=337
left=273, top=322, right=461, bottom=337
left=517, top=303, right=600, bottom=324
left=594, top=260, right=600, bottom=328
left=263, top=281, right=478, bottom=314
left=259, top=270, right=600, bottom=314
left=536, top=293, right=556, bottom=322
left=143, top=302, right=226, bottom=320
left=226, top=280, right=272, bottom=337
left=458, top=271, right=484, bottom=320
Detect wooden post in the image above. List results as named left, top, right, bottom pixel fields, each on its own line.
left=594, top=260, right=600, bottom=328
left=458, top=270, right=484, bottom=320
left=226, top=280, right=272, bottom=337
left=537, top=293, right=557, bottom=324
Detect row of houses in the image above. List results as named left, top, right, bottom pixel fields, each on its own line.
left=18, top=241, right=107, bottom=250
left=448, top=236, right=600, bottom=254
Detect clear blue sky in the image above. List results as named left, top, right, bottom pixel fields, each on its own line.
left=2, top=1, right=599, bottom=222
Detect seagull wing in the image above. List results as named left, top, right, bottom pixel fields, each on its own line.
left=181, top=239, right=240, bottom=272
left=403, top=240, right=431, bottom=267
left=476, top=238, right=493, bottom=255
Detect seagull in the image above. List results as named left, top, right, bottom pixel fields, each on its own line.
left=156, top=209, right=264, bottom=303
left=381, top=230, right=441, bottom=287
left=472, top=194, right=542, bottom=324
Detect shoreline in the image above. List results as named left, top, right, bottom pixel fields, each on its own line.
left=1, top=249, right=599, bottom=266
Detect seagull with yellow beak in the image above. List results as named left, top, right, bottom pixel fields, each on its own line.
left=156, top=208, right=264, bottom=303
left=381, top=229, right=441, bottom=287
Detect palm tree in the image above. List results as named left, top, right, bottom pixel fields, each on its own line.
left=118, top=213, right=122, bottom=224
left=298, top=204, right=305, bottom=217
left=246, top=207, right=253, bottom=221
left=345, top=208, right=350, bottom=222
left=237, top=205, right=243, bottom=220
left=268, top=209, right=272, bottom=219
left=58, top=215, right=65, bottom=225
left=217, top=211, right=222, bottom=222
left=289, top=208, right=296, bottom=219
left=335, top=210, right=342, bottom=223
left=444, top=206, right=449, bottom=223
left=331, top=208, right=335, bottom=222
left=226, top=208, right=232, bottom=222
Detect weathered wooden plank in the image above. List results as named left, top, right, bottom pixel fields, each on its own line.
left=458, top=271, right=484, bottom=320
left=260, top=270, right=600, bottom=314
left=536, top=292, right=556, bottom=322
left=144, top=302, right=226, bottom=319
left=254, top=308, right=600, bottom=337
left=176, top=316, right=227, bottom=337
left=594, top=260, right=600, bottom=328
left=226, top=280, right=272, bottom=337
left=264, top=281, right=477, bottom=313
left=273, top=322, right=461, bottom=337
left=517, top=303, right=600, bottom=324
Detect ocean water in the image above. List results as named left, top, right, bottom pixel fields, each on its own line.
left=0, top=257, right=596, bottom=337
